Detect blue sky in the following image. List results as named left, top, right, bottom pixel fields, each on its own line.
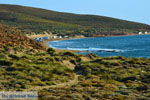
left=0, top=0, right=149, bottom=24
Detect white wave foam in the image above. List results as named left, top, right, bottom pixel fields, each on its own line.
left=66, top=47, right=124, bottom=52
left=50, top=40, right=60, bottom=43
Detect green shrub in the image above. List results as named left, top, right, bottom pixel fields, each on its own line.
left=62, top=52, right=76, bottom=57
left=8, top=54, right=20, bottom=60
left=0, top=60, right=13, bottom=66
left=47, top=48, right=56, bottom=56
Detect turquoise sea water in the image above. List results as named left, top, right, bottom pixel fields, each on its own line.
left=48, top=35, right=150, bottom=58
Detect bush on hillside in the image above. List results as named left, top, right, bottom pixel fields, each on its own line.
left=47, top=48, right=56, bottom=56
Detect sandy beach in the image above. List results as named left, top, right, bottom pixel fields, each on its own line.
left=40, top=36, right=87, bottom=53
left=28, top=33, right=141, bottom=53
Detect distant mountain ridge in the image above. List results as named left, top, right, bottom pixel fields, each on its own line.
left=0, top=4, right=149, bottom=36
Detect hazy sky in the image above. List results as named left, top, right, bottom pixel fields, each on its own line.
left=0, top=0, right=149, bottom=24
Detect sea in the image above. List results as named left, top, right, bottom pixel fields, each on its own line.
left=48, top=35, right=150, bottom=58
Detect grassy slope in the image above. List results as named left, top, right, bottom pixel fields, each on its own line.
left=40, top=56, right=150, bottom=100
left=0, top=4, right=150, bottom=35
left=0, top=24, right=149, bottom=100
left=0, top=24, right=44, bottom=50
left=0, top=24, right=76, bottom=91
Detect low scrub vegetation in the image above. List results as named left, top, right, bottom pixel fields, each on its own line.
left=0, top=24, right=149, bottom=100
left=40, top=57, right=150, bottom=100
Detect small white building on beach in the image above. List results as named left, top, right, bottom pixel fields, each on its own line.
left=145, top=32, right=148, bottom=34
left=53, top=36, right=58, bottom=39
left=59, top=36, right=62, bottom=38
left=138, top=32, right=143, bottom=35
left=64, top=36, right=69, bottom=38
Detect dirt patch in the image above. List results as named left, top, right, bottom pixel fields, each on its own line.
left=62, top=60, right=75, bottom=70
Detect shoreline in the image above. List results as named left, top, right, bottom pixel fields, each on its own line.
left=31, top=34, right=148, bottom=53
left=42, top=37, right=87, bottom=53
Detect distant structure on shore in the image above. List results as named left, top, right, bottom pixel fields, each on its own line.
left=138, top=31, right=150, bottom=35
left=33, top=35, right=70, bottom=42
left=34, top=37, right=49, bottom=42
